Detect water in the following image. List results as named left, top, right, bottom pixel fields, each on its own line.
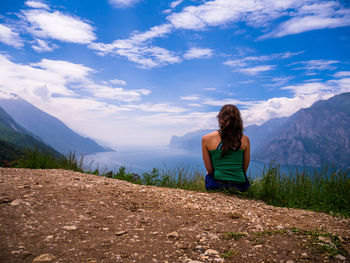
left=85, top=146, right=334, bottom=178
left=85, top=146, right=270, bottom=178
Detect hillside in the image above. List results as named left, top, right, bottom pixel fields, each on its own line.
left=1, top=168, right=349, bottom=262
left=254, top=92, right=350, bottom=167
left=0, top=107, right=60, bottom=164
left=0, top=95, right=109, bottom=155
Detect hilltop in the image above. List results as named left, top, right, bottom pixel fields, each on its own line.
left=0, top=168, right=349, bottom=262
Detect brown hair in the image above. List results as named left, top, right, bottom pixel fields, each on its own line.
left=217, top=104, right=243, bottom=155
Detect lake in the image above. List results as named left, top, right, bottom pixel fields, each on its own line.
left=84, top=146, right=320, bottom=179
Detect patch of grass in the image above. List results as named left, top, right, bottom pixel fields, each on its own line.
left=244, top=164, right=350, bottom=217
left=222, top=231, right=247, bottom=240
left=15, top=148, right=84, bottom=172
left=289, top=228, right=346, bottom=257
left=221, top=250, right=238, bottom=258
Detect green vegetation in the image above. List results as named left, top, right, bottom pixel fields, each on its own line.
left=14, top=148, right=84, bottom=172
left=290, top=228, right=344, bottom=257
left=221, top=250, right=238, bottom=258
left=3, top=148, right=349, bottom=217
left=222, top=231, right=247, bottom=240
left=245, top=164, right=350, bottom=217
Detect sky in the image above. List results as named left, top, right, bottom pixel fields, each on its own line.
left=0, top=0, right=350, bottom=147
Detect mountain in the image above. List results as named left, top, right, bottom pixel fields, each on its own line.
left=169, top=129, right=211, bottom=153
left=254, top=92, right=350, bottom=167
left=244, top=117, right=288, bottom=153
left=168, top=117, right=288, bottom=154
left=0, top=95, right=110, bottom=155
left=0, top=107, right=60, bottom=164
left=168, top=92, right=350, bottom=168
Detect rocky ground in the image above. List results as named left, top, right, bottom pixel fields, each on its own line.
left=0, top=168, right=349, bottom=263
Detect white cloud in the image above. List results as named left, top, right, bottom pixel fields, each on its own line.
left=291, top=59, right=339, bottom=71
left=23, top=9, right=96, bottom=44
left=203, top=98, right=242, bottom=107
left=183, top=47, right=213, bottom=59
left=281, top=82, right=331, bottom=95
left=0, top=24, right=24, bottom=48
left=0, top=54, right=165, bottom=146
left=127, top=103, right=187, bottom=113
left=88, top=24, right=181, bottom=68
left=224, top=51, right=302, bottom=67
left=170, top=0, right=183, bottom=9
left=261, top=2, right=350, bottom=39
left=224, top=51, right=302, bottom=75
left=237, top=65, right=275, bottom=75
left=108, top=0, right=140, bottom=8
left=110, top=78, right=127, bottom=86
left=0, top=54, right=152, bottom=105
left=31, top=38, right=57, bottom=52
left=241, top=93, right=334, bottom=125
left=32, top=59, right=92, bottom=81
left=25, top=1, right=50, bottom=10
left=83, top=84, right=149, bottom=102
left=166, top=0, right=350, bottom=38
left=334, top=71, right=350, bottom=78
left=180, top=95, right=200, bottom=101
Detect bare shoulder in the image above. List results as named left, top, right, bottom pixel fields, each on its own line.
left=241, top=134, right=250, bottom=149
left=202, top=130, right=219, bottom=141
left=242, top=134, right=250, bottom=143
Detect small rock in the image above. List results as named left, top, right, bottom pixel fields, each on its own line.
left=301, top=252, right=308, bottom=257
left=102, top=227, right=109, bottom=231
left=204, top=249, right=219, bottom=256
left=318, top=236, right=332, bottom=243
left=10, top=199, right=22, bottom=206
left=167, top=231, right=179, bottom=238
left=254, top=245, right=263, bottom=248
left=214, top=258, right=224, bottom=262
left=335, top=254, right=346, bottom=261
left=0, top=196, right=11, bottom=204
left=286, top=260, right=294, bottom=263
left=115, top=231, right=128, bottom=236
left=62, top=225, right=78, bottom=231
left=33, top=254, right=54, bottom=262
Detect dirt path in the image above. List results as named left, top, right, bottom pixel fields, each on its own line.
left=0, top=168, right=349, bottom=263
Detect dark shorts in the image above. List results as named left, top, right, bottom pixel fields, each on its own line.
left=205, top=173, right=250, bottom=192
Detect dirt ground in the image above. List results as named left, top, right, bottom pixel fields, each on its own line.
left=0, top=168, right=349, bottom=263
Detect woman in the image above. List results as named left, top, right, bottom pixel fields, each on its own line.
left=202, top=104, right=250, bottom=192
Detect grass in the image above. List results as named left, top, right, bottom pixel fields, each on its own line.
left=5, top=148, right=350, bottom=217
left=222, top=231, right=247, bottom=240
left=14, top=147, right=84, bottom=172
left=244, top=163, right=350, bottom=217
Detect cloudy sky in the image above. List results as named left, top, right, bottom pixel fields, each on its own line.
left=0, top=0, right=349, bottom=147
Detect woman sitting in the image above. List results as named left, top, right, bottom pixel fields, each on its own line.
left=202, top=104, right=250, bottom=192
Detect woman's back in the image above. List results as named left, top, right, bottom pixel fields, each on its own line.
left=201, top=104, right=250, bottom=191
left=203, top=131, right=250, bottom=182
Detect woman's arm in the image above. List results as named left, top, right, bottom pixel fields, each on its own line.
left=202, top=135, right=213, bottom=174
left=243, top=135, right=250, bottom=173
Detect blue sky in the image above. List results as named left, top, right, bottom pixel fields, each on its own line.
left=0, top=0, right=350, bottom=147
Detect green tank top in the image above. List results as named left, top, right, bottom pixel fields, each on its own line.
left=209, top=142, right=246, bottom=183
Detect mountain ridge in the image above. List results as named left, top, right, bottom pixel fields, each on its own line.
left=0, top=96, right=110, bottom=155
left=0, top=106, right=60, bottom=164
